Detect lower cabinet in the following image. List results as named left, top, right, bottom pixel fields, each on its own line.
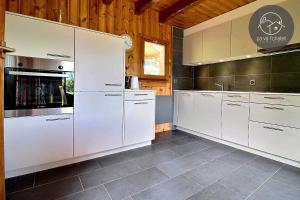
left=194, top=93, right=222, bottom=138
left=177, top=92, right=195, bottom=131
left=5, top=114, right=73, bottom=171
left=74, top=92, right=123, bottom=157
left=249, top=121, right=300, bottom=162
left=124, top=100, right=155, bottom=146
left=222, top=101, right=249, bottom=146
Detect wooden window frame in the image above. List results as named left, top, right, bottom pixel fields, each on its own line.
left=140, top=37, right=169, bottom=80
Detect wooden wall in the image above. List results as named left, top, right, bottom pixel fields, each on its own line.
left=5, top=0, right=173, bottom=96
left=1, top=0, right=6, bottom=198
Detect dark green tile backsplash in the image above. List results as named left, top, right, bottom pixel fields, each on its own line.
left=193, top=51, right=300, bottom=93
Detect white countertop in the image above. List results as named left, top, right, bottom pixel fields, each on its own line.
left=125, top=89, right=156, bottom=93
left=173, top=90, right=300, bottom=96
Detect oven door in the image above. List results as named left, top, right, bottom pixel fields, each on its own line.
left=4, top=68, right=74, bottom=118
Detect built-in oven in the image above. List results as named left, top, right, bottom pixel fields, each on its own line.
left=4, top=55, right=74, bottom=118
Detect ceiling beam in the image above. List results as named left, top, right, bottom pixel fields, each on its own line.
left=103, top=0, right=113, bottom=5
left=159, top=0, right=204, bottom=23
left=135, top=0, right=154, bottom=15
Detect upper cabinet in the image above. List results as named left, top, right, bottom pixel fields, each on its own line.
left=5, top=13, right=74, bottom=61
left=231, top=15, right=257, bottom=57
left=183, top=31, right=203, bottom=65
left=280, top=0, right=300, bottom=44
left=203, top=22, right=231, bottom=62
left=75, top=28, right=124, bottom=92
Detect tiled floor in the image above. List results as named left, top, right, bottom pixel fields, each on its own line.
left=5, top=130, right=300, bottom=200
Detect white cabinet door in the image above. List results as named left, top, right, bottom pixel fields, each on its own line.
left=124, top=100, right=155, bottom=146
left=177, top=92, right=195, bottom=131
left=194, top=93, right=222, bottom=138
left=183, top=32, right=203, bottom=65
left=5, top=114, right=73, bottom=171
left=74, top=92, right=123, bottom=157
left=75, top=29, right=124, bottom=92
left=249, top=121, right=300, bottom=162
left=5, top=13, right=74, bottom=61
left=222, top=101, right=249, bottom=146
left=203, top=22, right=231, bottom=62
left=231, top=14, right=257, bottom=57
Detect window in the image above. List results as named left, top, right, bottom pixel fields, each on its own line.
left=141, top=38, right=168, bottom=80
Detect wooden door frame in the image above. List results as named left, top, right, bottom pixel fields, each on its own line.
left=0, top=0, right=6, bottom=199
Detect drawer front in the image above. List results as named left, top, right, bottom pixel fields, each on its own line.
left=249, top=121, right=300, bottom=162
left=223, top=92, right=249, bottom=102
left=250, top=93, right=300, bottom=106
left=250, top=103, right=300, bottom=128
left=125, top=91, right=155, bottom=100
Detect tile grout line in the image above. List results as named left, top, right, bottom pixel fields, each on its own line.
left=77, top=175, right=84, bottom=191
left=244, top=164, right=285, bottom=200
left=102, top=184, right=113, bottom=200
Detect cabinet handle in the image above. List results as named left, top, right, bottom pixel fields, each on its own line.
left=46, top=117, right=71, bottom=121
left=105, top=84, right=122, bottom=86
left=227, top=95, right=242, bottom=98
left=105, top=94, right=122, bottom=96
left=227, top=103, right=241, bottom=107
left=264, top=96, right=285, bottom=100
left=134, top=102, right=148, bottom=105
left=134, top=94, right=148, bottom=96
left=264, top=106, right=284, bottom=111
left=181, top=93, right=191, bottom=96
left=201, top=94, right=214, bottom=97
left=47, top=53, right=71, bottom=58
left=263, top=126, right=284, bottom=132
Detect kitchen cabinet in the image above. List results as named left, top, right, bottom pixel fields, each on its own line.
left=249, top=121, right=300, bottom=162
left=250, top=93, right=300, bottom=107
left=5, top=114, right=73, bottom=171
left=177, top=92, right=195, bottom=131
left=124, top=91, right=155, bottom=146
left=75, top=28, right=124, bottom=92
left=231, top=14, right=257, bottom=57
left=222, top=101, right=249, bottom=146
left=194, top=92, right=222, bottom=138
left=5, top=13, right=74, bottom=61
left=280, top=0, right=300, bottom=44
left=183, top=31, right=203, bottom=65
left=203, top=22, right=231, bottom=62
left=74, top=92, right=123, bottom=157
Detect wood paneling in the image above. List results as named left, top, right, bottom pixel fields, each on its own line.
left=1, top=0, right=6, bottom=199
left=155, top=123, right=172, bottom=133
left=5, top=0, right=173, bottom=96
left=145, top=0, right=256, bottom=28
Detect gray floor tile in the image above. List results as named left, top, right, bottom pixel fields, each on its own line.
left=272, top=165, right=300, bottom=190
left=104, top=167, right=169, bottom=200
left=171, top=136, right=199, bottom=145
left=6, top=173, right=35, bottom=194
left=170, top=141, right=209, bottom=156
left=246, top=157, right=284, bottom=174
left=135, top=150, right=180, bottom=169
left=183, top=160, right=238, bottom=187
left=35, top=160, right=100, bottom=186
left=132, top=175, right=203, bottom=200
left=7, top=177, right=83, bottom=200
left=58, top=185, right=111, bottom=200
left=187, top=183, right=244, bottom=200
left=193, top=145, right=236, bottom=161
left=217, top=150, right=257, bottom=167
left=218, top=165, right=272, bottom=197
left=138, top=141, right=177, bottom=154
left=248, top=180, right=300, bottom=200
left=97, top=149, right=146, bottom=167
left=156, top=152, right=207, bottom=178
left=80, top=160, right=143, bottom=189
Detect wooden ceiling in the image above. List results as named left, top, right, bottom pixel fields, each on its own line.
left=135, top=0, right=257, bottom=29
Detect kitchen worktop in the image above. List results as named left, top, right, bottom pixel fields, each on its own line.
left=173, top=90, right=300, bottom=96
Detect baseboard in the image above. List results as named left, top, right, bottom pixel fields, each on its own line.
left=176, top=126, right=300, bottom=168
left=5, top=141, right=151, bottom=178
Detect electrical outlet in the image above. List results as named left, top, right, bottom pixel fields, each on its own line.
left=250, top=80, right=256, bottom=86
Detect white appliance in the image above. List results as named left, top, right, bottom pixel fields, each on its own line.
left=130, top=76, right=139, bottom=90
